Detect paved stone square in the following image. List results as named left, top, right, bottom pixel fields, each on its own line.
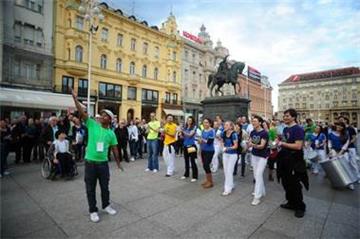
left=1, top=154, right=359, bottom=238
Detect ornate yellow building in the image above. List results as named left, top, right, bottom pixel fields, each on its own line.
left=53, top=1, right=183, bottom=120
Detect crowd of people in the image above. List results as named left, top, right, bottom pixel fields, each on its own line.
left=1, top=101, right=359, bottom=221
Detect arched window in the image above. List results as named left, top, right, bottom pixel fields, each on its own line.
left=116, top=58, right=122, bottom=72
left=154, top=67, right=159, bottom=80
left=100, top=54, right=107, bottom=69
left=172, top=71, right=176, bottom=82
left=130, top=62, right=135, bottom=75
left=75, top=45, right=83, bottom=62
left=142, top=65, right=147, bottom=78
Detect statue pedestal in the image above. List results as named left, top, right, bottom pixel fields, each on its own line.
left=201, top=95, right=251, bottom=122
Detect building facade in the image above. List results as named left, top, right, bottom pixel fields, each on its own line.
left=1, top=0, right=57, bottom=119
left=54, top=1, right=183, bottom=120
left=278, top=67, right=360, bottom=126
left=181, top=25, right=229, bottom=121
left=237, top=74, right=273, bottom=119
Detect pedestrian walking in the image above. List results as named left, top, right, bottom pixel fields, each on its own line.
left=221, top=121, right=238, bottom=196
left=71, top=90, right=122, bottom=223
left=128, top=120, right=139, bottom=161
left=249, top=115, right=269, bottom=205
left=276, top=108, right=308, bottom=218
left=181, top=116, right=198, bottom=182
left=199, top=118, right=215, bottom=188
left=145, top=112, right=160, bottom=172
left=163, top=114, right=178, bottom=177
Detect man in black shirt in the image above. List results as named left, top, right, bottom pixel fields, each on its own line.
left=115, top=119, right=129, bottom=163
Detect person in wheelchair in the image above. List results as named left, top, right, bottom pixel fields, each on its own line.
left=48, top=130, right=75, bottom=180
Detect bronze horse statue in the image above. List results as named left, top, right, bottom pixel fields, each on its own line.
left=208, top=61, right=245, bottom=96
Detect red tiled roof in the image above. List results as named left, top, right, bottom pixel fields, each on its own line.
left=280, top=67, right=360, bottom=84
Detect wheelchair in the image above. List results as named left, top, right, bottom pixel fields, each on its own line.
left=41, top=143, right=78, bottom=180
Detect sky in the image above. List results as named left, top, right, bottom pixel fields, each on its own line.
left=104, top=0, right=360, bottom=111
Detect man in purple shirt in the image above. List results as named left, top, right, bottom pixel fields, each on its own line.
left=276, top=108, right=308, bottom=218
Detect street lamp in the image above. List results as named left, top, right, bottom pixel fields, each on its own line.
left=78, top=0, right=104, bottom=116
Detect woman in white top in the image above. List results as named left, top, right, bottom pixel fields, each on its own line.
left=127, top=120, right=139, bottom=161
left=53, top=131, right=73, bottom=178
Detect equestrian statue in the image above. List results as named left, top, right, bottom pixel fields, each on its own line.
left=207, top=55, right=245, bottom=96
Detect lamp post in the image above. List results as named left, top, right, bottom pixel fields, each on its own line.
left=78, top=0, right=104, bottom=116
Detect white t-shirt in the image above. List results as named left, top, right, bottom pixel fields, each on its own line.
left=54, top=139, right=70, bottom=154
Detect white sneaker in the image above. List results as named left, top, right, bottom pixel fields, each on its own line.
left=104, top=205, right=117, bottom=215
left=181, top=176, right=186, bottom=180
left=348, top=184, right=355, bottom=190
left=153, top=169, right=158, bottom=173
left=130, top=157, right=135, bottom=162
left=251, top=198, right=261, bottom=206
left=90, top=212, right=100, bottom=223
left=145, top=168, right=150, bottom=172
left=191, top=178, right=197, bottom=182
left=3, top=171, right=10, bottom=176
left=222, top=191, right=231, bottom=196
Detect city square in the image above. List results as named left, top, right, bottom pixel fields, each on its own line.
left=1, top=0, right=359, bottom=238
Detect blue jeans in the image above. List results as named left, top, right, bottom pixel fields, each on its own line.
left=147, top=139, right=159, bottom=170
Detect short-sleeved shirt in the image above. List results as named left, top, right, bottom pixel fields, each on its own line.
left=183, top=126, right=196, bottom=146
left=164, top=122, right=177, bottom=145
left=329, top=132, right=348, bottom=151
left=310, top=133, right=326, bottom=150
left=282, top=124, right=304, bottom=152
left=85, top=118, right=118, bottom=162
left=347, top=126, right=356, bottom=148
left=222, top=131, right=238, bottom=154
left=250, top=129, right=269, bottom=158
left=201, top=129, right=215, bottom=152
left=147, top=120, right=160, bottom=140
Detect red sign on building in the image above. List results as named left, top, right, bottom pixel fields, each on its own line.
left=182, top=31, right=203, bottom=44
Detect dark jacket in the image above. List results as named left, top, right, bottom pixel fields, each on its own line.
left=42, top=125, right=56, bottom=144
left=115, top=127, right=129, bottom=146
left=72, top=124, right=88, bottom=145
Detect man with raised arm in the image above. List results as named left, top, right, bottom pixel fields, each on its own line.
left=71, top=90, right=122, bottom=223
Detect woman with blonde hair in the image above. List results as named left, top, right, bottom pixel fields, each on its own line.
left=221, top=121, right=239, bottom=196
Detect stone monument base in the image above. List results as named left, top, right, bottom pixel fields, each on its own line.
left=201, top=95, right=251, bottom=122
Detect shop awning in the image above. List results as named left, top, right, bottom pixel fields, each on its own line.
left=163, top=108, right=184, bottom=117
left=0, top=87, right=83, bottom=110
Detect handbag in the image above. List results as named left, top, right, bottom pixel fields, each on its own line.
left=187, top=146, right=196, bottom=154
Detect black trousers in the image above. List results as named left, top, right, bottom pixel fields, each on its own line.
left=56, top=152, right=73, bottom=176
left=23, top=137, right=34, bottom=163
left=183, top=146, right=198, bottom=179
left=85, top=161, right=110, bottom=213
left=137, top=137, right=143, bottom=158
left=74, top=144, right=84, bottom=161
left=233, top=153, right=246, bottom=176
left=281, top=172, right=306, bottom=211
left=118, top=143, right=129, bottom=162
left=33, top=141, right=45, bottom=161
left=201, top=151, right=214, bottom=174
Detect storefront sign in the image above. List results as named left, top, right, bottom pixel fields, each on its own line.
left=183, top=31, right=203, bottom=44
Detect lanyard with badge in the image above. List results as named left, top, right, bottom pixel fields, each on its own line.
left=96, top=128, right=105, bottom=152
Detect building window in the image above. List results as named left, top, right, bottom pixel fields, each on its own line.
left=154, top=46, right=159, bottom=58
left=192, top=53, right=196, bottom=62
left=117, top=33, right=123, bottom=47
left=184, top=69, right=189, bottom=81
left=131, top=38, right=136, bottom=51
left=172, top=51, right=176, bottom=61
left=116, top=58, right=122, bottom=72
left=75, top=45, right=83, bottom=62
left=172, top=71, right=176, bottom=82
left=142, top=89, right=159, bottom=103
left=62, top=76, right=74, bottom=94
left=199, top=90, right=202, bottom=99
left=14, top=23, right=21, bottom=42
left=185, top=50, right=188, bottom=60
left=143, top=42, right=148, bottom=55
left=142, top=65, right=147, bottom=78
left=165, top=92, right=171, bottom=103
left=16, top=0, right=43, bottom=13
left=310, top=104, right=314, bottom=109
left=35, top=29, right=43, bottom=47
left=352, top=90, right=357, bottom=99
left=172, top=93, right=178, bottom=104
left=101, top=28, right=108, bottom=42
left=14, top=59, right=21, bottom=76
left=99, top=82, right=122, bottom=99
left=78, top=79, right=88, bottom=97
left=23, top=24, right=35, bottom=45
left=100, top=54, right=107, bottom=69
left=302, top=103, right=306, bottom=108
left=128, top=87, right=137, bottom=100
left=130, top=62, right=135, bottom=75
left=76, top=16, right=84, bottom=30
left=154, top=67, right=159, bottom=80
